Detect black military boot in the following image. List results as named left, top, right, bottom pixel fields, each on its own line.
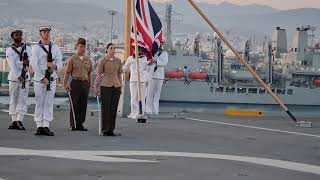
left=103, top=131, right=121, bottom=137
left=43, top=127, right=54, bottom=136
left=16, top=121, right=26, bottom=130
left=8, top=121, right=18, bottom=129
left=76, top=124, right=87, bottom=131
left=69, top=126, right=76, bottom=131
left=35, top=127, right=44, bottom=135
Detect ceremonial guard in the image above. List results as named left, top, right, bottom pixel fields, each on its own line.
left=64, top=38, right=92, bottom=131
left=7, top=29, right=31, bottom=130
left=94, top=43, right=122, bottom=136
left=30, top=26, right=63, bottom=136
left=123, top=47, right=148, bottom=119
left=146, top=46, right=168, bottom=115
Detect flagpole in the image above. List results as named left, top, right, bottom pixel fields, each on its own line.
left=124, top=0, right=132, bottom=60
left=132, top=0, right=144, bottom=118
left=187, top=0, right=300, bottom=124
left=116, top=0, right=131, bottom=118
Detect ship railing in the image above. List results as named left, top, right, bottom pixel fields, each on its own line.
left=164, top=78, right=209, bottom=83
left=209, top=85, right=294, bottom=96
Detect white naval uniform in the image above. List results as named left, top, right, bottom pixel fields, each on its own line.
left=146, top=51, right=168, bottom=114
left=30, top=42, right=62, bottom=127
left=6, top=45, right=32, bottom=122
left=123, top=55, right=148, bottom=119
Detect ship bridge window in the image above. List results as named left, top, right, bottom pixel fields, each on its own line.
left=231, top=64, right=241, bottom=70
left=259, top=89, right=266, bottom=94
left=248, top=88, right=258, bottom=94
left=277, top=89, right=286, bottom=94
left=302, top=61, right=312, bottom=66
left=237, top=88, right=246, bottom=93
left=226, top=87, right=235, bottom=93
left=215, top=87, right=224, bottom=92
left=287, top=89, right=293, bottom=95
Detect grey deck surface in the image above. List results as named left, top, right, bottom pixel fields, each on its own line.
left=0, top=108, right=319, bottom=180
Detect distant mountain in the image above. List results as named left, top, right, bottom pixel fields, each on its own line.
left=0, top=0, right=116, bottom=23
left=1, top=0, right=319, bottom=39
left=211, top=8, right=320, bottom=38
left=53, top=0, right=278, bottom=15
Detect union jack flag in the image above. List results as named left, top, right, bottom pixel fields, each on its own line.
left=130, top=0, right=162, bottom=60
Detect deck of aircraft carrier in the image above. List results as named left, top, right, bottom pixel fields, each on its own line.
left=0, top=101, right=319, bottom=180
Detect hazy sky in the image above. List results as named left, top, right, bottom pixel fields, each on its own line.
left=151, top=0, right=320, bottom=10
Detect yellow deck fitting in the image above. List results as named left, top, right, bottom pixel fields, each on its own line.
left=224, top=110, right=265, bottom=117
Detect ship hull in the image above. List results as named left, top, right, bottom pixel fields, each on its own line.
left=160, top=80, right=320, bottom=105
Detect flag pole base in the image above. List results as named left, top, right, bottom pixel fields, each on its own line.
left=296, top=121, right=313, bottom=128
left=136, top=114, right=147, bottom=123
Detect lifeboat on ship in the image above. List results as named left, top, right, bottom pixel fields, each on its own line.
left=313, top=79, right=320, bottom=86
left=165, top=71, right=184, bottom=79
left=189, top=72, right=208, bottom=80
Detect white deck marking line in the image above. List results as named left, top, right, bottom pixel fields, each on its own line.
left=0, top=109, right=35, bottom=117
left=0, top=147, right=320, bottom=175
left=0, top=147, right=155, bottom=163
left=186, top=117, right=320, bottom=138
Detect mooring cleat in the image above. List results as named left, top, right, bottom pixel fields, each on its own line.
left=296, top=121, right=312, bottom=128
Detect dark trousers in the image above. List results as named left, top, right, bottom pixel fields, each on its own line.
left=70, top=80, right=90, bottom=128
left=100, top=86, right=121, bottom=133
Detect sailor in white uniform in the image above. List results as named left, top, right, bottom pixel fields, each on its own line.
left=123, top=50, right=148, bottom=119
left=146, top=47, right=168, bottom=114
left=6, top=29, right=31, bottom=130
left=30, top=26, right=63, bottom=136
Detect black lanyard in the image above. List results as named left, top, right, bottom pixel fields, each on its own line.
left=38, top=41, right=53, bottom=61
left=11, top=44, right=26, bottom=61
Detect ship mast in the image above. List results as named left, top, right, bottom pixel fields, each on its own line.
left=216, top=37, right=223, bottom=84
left=163, top=3, right=173, bottom=51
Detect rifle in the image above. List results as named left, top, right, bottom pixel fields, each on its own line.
left=38, top=41, right=53, bottom=91
left=12, top=44, right=28, bottom=89
left=45, top=49, right=53, bottom=91
left=20, top=49, right=29, bottom=89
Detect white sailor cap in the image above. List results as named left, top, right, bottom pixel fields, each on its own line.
left=10, top=29, right=23, bottom=37
left=39, top=26, right=51, bottom=32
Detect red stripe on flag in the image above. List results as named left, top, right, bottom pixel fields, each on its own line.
left=137, top=21, right=153, bottom=51
left=141, top=0, right=149, bottom=30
